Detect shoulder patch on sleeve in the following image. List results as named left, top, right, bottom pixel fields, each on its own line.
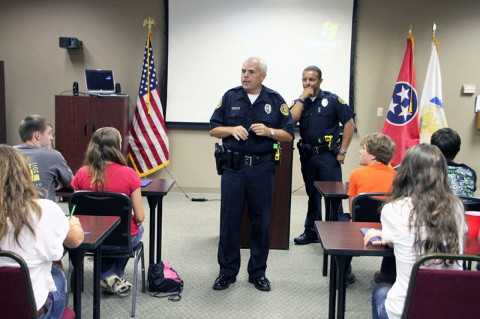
left=216, top=98, right=222, bottom=109
left=280, top=103, right=289, bottom=116
left=338, top=96, right=346, bottom=104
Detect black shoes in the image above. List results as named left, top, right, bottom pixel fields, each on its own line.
left=294, top=233, right=320, bottom=245
left=346, top=273, right=356, bottom=286
left=374, top=271, right=395, bottom=285
left=249, top=276, right=271, bottom=291
left=212, top=274, right=236, bottom=290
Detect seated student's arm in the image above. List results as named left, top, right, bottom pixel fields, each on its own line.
left=63, top=216, right=84, bottom=248
left=131, top=188, right=145, bottom=224
left=363, top=228, right=394, bottom=247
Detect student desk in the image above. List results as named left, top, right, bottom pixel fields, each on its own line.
left=314, top=181, right=349, bottom=276
left=316, top=221, right=480, bottom=319
left=69, top=215, right=120, bottom=319
left=140, top=178, right=175, bottom=264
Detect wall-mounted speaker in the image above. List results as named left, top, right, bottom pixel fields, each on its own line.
left=73, top=82, right=78, bottom=96
left=59, top=37, right=82, bottom=49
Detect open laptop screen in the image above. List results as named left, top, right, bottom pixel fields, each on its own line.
left=85, top=69, right=115, bottom=94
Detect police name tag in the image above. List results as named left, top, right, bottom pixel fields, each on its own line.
left=264, top=104, right=272, bottom=114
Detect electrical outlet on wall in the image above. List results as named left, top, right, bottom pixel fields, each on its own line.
left=377, top=108, right=383, bottom=117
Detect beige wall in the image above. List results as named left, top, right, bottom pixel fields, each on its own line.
left=1, top=0, right=479, bottom=194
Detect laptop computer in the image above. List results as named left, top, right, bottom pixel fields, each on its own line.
left=85, top=69, right=116, bottom=95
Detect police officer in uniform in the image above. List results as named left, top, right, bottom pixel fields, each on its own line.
left=291, top=65, right=355, bottom=245
left=209, top=57, right=294, bottom=292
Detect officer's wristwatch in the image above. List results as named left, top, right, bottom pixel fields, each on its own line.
left=269, top=128, right=275, bottom=137
left=338, top=149, right=347, bottom=155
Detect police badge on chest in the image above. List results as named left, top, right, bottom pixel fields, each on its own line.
left=264, top=104, right=271, bottom=114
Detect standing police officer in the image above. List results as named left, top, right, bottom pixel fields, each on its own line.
left=291, top=65, right=355, bottom=245
left=209, top=57, right=294, bottom=292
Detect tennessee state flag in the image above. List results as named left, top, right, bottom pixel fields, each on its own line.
left=382, top=34, right=419, bottom=167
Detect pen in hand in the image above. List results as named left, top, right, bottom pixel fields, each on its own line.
left=69, top=204, right=76, bottom=220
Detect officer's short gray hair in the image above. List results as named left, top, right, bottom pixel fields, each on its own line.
left=246, top=56, right=267, bottom=74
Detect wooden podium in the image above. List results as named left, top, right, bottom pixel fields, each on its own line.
left=239, top=141, right=293, bottom=250
left=55, top=95, right=129, bottom=173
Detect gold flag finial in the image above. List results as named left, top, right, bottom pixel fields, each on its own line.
left=432, top=23, right=436, bottom=40
left=408, top=24, right=412, bottom=36
left=143, top=17, right=155, bottom=30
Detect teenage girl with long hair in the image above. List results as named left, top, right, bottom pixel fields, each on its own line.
left=364, top=144, right=466, bottom=319
left=72, top=127, right=145, bottom=297
left=0, top=145, right=84, bottom=318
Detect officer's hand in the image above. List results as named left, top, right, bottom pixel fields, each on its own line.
left=230, top=126, right=248, bottom=141
left=337, top=153, right=346, bottom=165
left=301, top=87, right=315, bottom=100
left=250, top=123, right=269, bottom=136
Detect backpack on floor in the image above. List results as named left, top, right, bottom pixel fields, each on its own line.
left=147, top=261, right=183, bottom=301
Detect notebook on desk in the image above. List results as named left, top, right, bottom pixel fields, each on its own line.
left=360, top=227, right=381, bottom=244
left=141, top=179, right=152, bottom=187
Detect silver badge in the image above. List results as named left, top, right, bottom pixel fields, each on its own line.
left=264, top=104, right=272, bottom=114
left=322, top=98, right=328, bottom=107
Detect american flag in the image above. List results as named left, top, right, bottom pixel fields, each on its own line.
left=128, top=31, right=169, bottom=177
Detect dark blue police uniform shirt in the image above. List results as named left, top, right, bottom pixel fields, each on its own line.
left=297, top=90, right=355, bottom=145
left=210, top=85, right=294, bottom=155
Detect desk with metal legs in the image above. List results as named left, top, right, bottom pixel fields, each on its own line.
left=69, top=215, right=120, bottom=319
left=141, top=179, right=175, bottom=264
left=314, top=181, right=349, bottom=276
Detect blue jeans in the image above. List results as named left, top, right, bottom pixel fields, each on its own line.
left=372, top=283, right=392, bottom=319
left=101, top=225, right=144, bottom=280
left=40, top=264, right=68, bottom=319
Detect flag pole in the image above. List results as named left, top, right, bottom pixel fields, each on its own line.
left=408, top=25, right=414, bottom=113
left=432, top=23, right=439, bottom=54
left=143, top=17, right=155, bottom=114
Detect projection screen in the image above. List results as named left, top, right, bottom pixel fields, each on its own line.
left=165, top=0, right=355, bottom=125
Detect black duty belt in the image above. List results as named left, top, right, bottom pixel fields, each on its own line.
left=240, top=153, right=273, bottom=167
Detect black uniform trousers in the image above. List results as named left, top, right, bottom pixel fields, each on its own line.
left=218, top=161, right=276, bottom=280
left=300, top=151, right=348, bottom=239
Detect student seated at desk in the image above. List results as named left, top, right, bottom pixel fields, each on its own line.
left=364, top=144, right=466, bottom=319
left=72, top=127, right=144, bottom=297
left=431, top=127, right=477, bottom=196
left=0, top=145, right=84, bottom=319
left=346, top=132, right=396, bottom=285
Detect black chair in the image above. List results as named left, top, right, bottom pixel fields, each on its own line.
left=402, top=253, right=480, bottom=319
left=459, top=195, right=480, bottom=211
left=0, top=250, right=75, bottom=319
left=351, top=192, right=389, bottom=222
left=68, top=190, right=145, bottom=317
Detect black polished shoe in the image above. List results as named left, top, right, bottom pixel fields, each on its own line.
left=212, top=274, right=236, bottom=290
left=374, top=271, right=395, bottom=285
left=294, top=233, right=320, bottom=245
left=249, top=276, right=271, bottom=291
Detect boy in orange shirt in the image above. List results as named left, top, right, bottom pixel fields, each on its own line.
left=346, top=132, right=396, bottom=285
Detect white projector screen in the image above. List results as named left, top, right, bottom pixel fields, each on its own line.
left=166, top=0, right=354, bottom=125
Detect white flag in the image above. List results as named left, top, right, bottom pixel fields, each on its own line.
left=419, top=39, right=447, bottom=143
